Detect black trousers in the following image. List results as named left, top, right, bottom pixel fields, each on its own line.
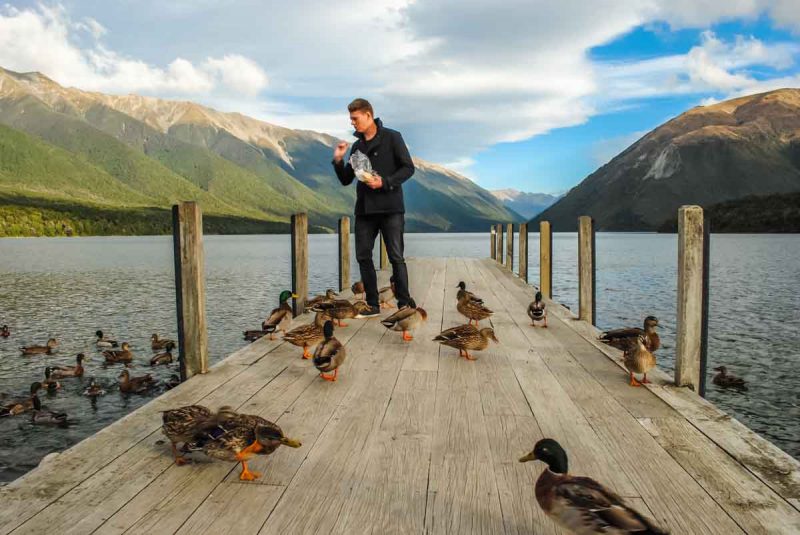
left=355, top=213, right=411, bottom=308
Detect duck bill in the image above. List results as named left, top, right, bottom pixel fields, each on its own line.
left=291, top=294, right=300, bottom=299
left=280, top=437, right=302, bottom=448
left=518, top=452, right=537, bottom=463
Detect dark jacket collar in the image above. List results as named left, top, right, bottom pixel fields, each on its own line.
left=354, top=117, right=383, bottom=140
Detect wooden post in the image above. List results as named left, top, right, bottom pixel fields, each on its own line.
left=338, top=217, right=350, bottom=292
left=578, top=216, right=596, bottom=324
left=490, top=226, right=497, bottom=259
left=495, top=224, right=504, bottom=265
left=519, top=223, right=528, bottom=283
left=505, top=223, right=514, bottom=270
left=172, top=202, right=208, bottom=380
left=675, top=205, right=709, bottom=394
left=539, top=221, right=552, bottom=299
left=291, top=213, right=308, bottom=317
left=380, top=232, right=389, bottom=270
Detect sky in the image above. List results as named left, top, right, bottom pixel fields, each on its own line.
left=1, top=1, right=799, bottom=194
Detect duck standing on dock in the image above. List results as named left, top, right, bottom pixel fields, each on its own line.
left=1, top=325, right=10, bottom=337
left=623, top=335, right=657, bottom=387
left=519, top=438, right=668, bottom=534
left=151, top=333, right=176, bottom=351
left=1, top=382, right=42, bottom=417
left=379, top=276, right=397, bottom=309
left=95, top=330, right=118, bottom=348
left=103, top=342, right=133, bottom=364
left=712, top=366, right=748, bottom=391
left=20, top=338, right=58, bottom=355
left=527, top=291, right=547, bottom=328
left=284, top=310, right=331, bottom=359
left=434, top=325, right=498, bottom=360
left=312, top=299, right=372, bottom=327
left=381, top=298, right=428, bottom=341
left=162, top=404, right=213, bottom=465
left=351, top=281, right=365, bottom=300
left=456, top=281, right=484, bottom=304
left=118, top=369, right=156, bottom=394
left=51, top=353, right=86, bottom=379
left=187, top=408, right=302, bottom=481
left=262, top=290, right=297, bottom=340
left=305, top=289, right=339, bottom=311
left=313, top=320, right=346, bottom=381
left=600, top=316, right=660, bottom=353
left=456, top=292, right=493, bottom=326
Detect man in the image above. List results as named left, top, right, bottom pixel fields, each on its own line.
left=332, top=98, right=414, bottom=316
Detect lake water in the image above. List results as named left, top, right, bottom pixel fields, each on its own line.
left=0, top=233, right=798, bottom=483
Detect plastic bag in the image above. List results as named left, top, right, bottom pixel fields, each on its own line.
left=349, top=150, right=375, bottom=183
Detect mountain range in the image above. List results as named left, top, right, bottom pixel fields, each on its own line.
left=490, top=189, right=561, bottom=219
left=0, top=66, right=521, bottom=236
left=533, top=88, right=800, bottom=231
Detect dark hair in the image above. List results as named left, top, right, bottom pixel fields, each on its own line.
left=348, top=98, right=373, bottom=117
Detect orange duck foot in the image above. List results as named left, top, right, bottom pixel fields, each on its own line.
left=629, top=372, right=642, bottom=387
left=402, top=331, right=413, bottom=341
left=302, top=347, right=312, bottom=359
left=337, top=320, right=348, bottom=327
left=320, top=369, right=338, bottom=382
left=463, top=351, right=477, bottom=361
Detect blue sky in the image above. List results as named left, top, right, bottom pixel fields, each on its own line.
left=1, top=1, right=799, bottom=194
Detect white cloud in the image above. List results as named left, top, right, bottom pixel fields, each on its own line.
left=203, top=55, right=268, bottom=97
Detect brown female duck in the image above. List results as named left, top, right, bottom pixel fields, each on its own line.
left=283, top=311, right=330, bottom=359
left=623, top=335, right=657, bottom=387
left=456, top=292, right=493, bottom=325
left=305, top=289, right=339, bottom=312
left=162, top=404, right=213, bottom=465
left=519, top=438, right=668, bottom=534
left=600, top=316, right=660, bottom=353
left=313, top=321, right=346, bottom=382
left=456, top=281, right=484, bottom=304
left=381, top=298, right=428, bottom=341
left=712, top=366, right=747, bottom=390
left=118, top=369, right=156, bottom=393
left=151, top=334, right=176, bottom=351
left=20, top=338, right=58, bottom=355
left=51, top=353, right=86, bottom=379
left=433, top=324, right=499, bottom=360
left=150, top=348, right=174, bottom=366
left=312, top=299, right=372, bottom=327
left=379, top=277, right=397, bottom=309
left=351, top=281, right=365, bottom=300
left=103, top=342, right=133, bottom=363
left=0, top=382, right=42, bottom=417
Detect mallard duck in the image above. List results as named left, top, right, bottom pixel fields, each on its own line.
left=42, top=367, right=61, bottom=393
left=456, top=281, right=484, bottom=304
left=162, top=404, right=214, bottom=465
left=151, top=334, right=176, bottom=351
left=82, top=378, right=106, bottom=397
left=313, top=320, right=346, bottom=381
left=305, top=289, right=339, bottom=311
left=118, top=369, right=156, bottom=393
left=433, top=325, right=499, bottom=360
left=600, top=316, right=660, bottom=353
left=188, top=408, right=302, bottom=481
left=1, top=325, right=9, bottom=338
left=262, top=290, right=297, bottom=340
left=527, top=291, right=547, bottom=327
left=30, top=396, right=68, bottom=426
left=165, top=374, right=181, bottom=390
left=95, top=330, right=118, bottom=348
left=351, top=281, right=365, bottom=300
left=623, top=335, right=657, bottom=387
left=712, top=366, right=748, bottom=390
left=379, top=277, right=396, bottom=309
left=0, top=382, right=42, bottom=417
left=519, top=438, right=668, bottom=534
left=456, top=292, right=493, bottom=325
left=51, top=353, right=86, bottom=379
left=150, top=348, right=173, bottom=366
left=20, top=338, right=58, bottom=355
left=311, top=299, right=372, bottom=327
left=284, top=311, right=330, bottom=359
left=381, top=298, right=428, bottom=341
left=103, top=342, right=133, bottom=363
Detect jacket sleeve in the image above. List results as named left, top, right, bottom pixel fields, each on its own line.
left=383, top=131, right=414, bottom=190
left=332, top=153, right=356, bottom=186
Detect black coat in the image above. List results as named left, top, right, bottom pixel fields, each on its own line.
left=332, top=118, right=415, bottom=215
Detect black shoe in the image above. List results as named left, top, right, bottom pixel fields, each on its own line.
left=356, top=306, right=381, bottom=318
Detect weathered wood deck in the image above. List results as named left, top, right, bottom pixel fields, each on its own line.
left=1, top=257, right=799, bottom=534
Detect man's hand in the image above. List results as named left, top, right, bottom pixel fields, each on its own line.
left=366, top=173, right=383, bottom=189
left=333, top=141, right=349, bottom=162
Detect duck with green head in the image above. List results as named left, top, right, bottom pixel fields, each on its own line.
left=263, top=290, right=298, bottom=340
left=520, top=438, right=668, bottom=534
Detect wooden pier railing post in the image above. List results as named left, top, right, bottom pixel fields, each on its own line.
left=172, top=201, right=208, bottom=380
left=380, top=232, right=389, bottom=270
left=505, top=223, right=514, bottom=269
left=539, top=221, right=552, bottom=298
left=676, top=205, right=709, bottom=394
left=291, top=213, right=308, bottom=316
left=578, top=216, right=596, bottom=324
left=338, top=217, right=350, bottom=292
left=519, top=223, right=528, bottom=283
left=496, top=224, right=504, bottom=266
left=490, top=226, right=497, bottom=260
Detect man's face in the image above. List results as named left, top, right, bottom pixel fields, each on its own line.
left=350, top=110, right=373, bottom=133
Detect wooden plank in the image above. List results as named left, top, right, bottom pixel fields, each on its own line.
left=175, top=483, right=284, bottom=535
left=172, top=201, right=209, bottom=379
left=539, top=221, right=552, bottom=298
left=640, top=417, right=800, bottom=534
left=577, top=215, right=595, bottom=325
left=291, top=213, right=308, bottom=317
left=339, top=216, right=350, bottom=292
left=676, top=205, right=705, bottom=392
left=518, top=222, right=528, bottom=283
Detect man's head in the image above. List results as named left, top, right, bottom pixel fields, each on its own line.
left=348, top=98, right=375, bottom=133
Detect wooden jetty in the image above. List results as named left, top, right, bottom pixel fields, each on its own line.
left=1, top=209, right=799, bottom=534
